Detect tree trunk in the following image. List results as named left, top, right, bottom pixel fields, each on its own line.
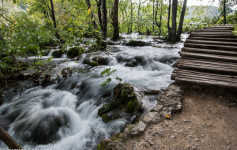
left=101, top=0, right=107, bottom=48
left=0, top=30, right=5, bottom=45
left=167, top=0, right=172, bottom=41
left=153, top=0, right=155, bottom=32
left=224, top=0, right=226, bottom=25
left=112, top=0, right=119, bottom=41
left=176, top=0, right=187, bottom=41
left=138, top=0, right=141, bottom=34
left=0, top=126, right=22, bottom=149
left=50, top=0, right=60, bottom=39
left=171, top=0, right=178, bottom=43
left=85, top=0, right=98, bottom=29
left=155, top=0, right=163, bottom=36
left=130, top=0, right=133, bottom=33
left=95, top=0, right=102, bottom=28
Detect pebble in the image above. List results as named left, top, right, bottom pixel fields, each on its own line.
left=201, top=134, right=205, bottom=137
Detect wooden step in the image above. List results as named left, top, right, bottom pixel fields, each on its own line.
left=177, top=59, right=237, bottom=75
left=173, top=69, right=237, bottom=80
left=189, top=33, right=235, bottom=38
left=185, top=39, right=237, bottom=46
left=184, top=43, right=237, bottom=51
left=191, top=32, right=233, bottom=35
left=195, top=29, right=233, bottom=32
left=179, top=51, right=237, bottom=63
left=175, top=77, right=237, bottom=89
left=187, top=37, right=237, bottom=42
left=182, top=47, right=237, bottom=56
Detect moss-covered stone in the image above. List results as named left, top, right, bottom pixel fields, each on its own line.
left=52, top=50, right=64, bottom=58
left=124, top=40, right=151, bottom=47
left=67, top=47, right=85, bottom=59
left=90, top=61, right=99, bottom=66
left=98, top=83, right=143, bottom=122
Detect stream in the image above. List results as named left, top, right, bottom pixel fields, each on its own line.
left=0, top=34, right=188, bottom=150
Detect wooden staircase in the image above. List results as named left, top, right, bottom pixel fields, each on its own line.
left=172, top=25, right=237, bottom=89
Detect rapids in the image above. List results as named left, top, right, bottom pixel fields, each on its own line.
left=0, top=34, right=187, bottom=150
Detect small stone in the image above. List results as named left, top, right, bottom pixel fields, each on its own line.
left=131, top=121, right=147, bottom=135
left=201, top=134, right=205, bottom=137
left=170, top=135, right=176, bottom=139
left=195, top=138, right=200, bottom=141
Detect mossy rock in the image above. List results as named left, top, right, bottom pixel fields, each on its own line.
left=98, top=83, right=143, bottom=122
left=124, top=40, right=150, bottom=47
left=90, top=61, right=99, bottom=67
left=52, top=50, right=64, bottom=58
left=67, top=47, right=85, bottom=59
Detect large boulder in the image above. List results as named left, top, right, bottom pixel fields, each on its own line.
left=67, top=47, right=85, bottom=59
left=83, top=55, right=109, bottom=67
left=52, top=50, right=64, bottom=58
left=124, top=40, right=151, bottom=47
left=98, top=83, right=143, bottom=122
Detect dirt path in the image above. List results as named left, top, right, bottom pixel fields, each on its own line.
left=123, top=85, right=237, bottom=150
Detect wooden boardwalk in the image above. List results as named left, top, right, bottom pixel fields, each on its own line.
left=172, top=25, right=237, bottom=89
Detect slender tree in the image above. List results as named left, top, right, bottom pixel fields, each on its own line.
left=176, top=0, right=187, bottom=41
left=155, top=0, right=163, bottom=36
left=130, top=0, right=133, bottom=33
left=171, top=0, right=178, bottom=42
left=85, top=0, right=98, bottom=29
left=112, top=0, right=119, bottom=40
left=167, top=0, right=172, bottom=41
left=223, top=0, right=226, bottom=25
left=49, top=0, right=60, bottom=40
left=138, top=0, right=141, bottom=34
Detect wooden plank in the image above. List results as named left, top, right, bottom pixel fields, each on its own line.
left=187, top=37, right=237, bottom=42
left=175, top=77, right=237, bottom=89
left=173, top=69, right=237, bottom=79
left=175, top=74, right=237, bottom=84
left=180, top=52, right=237, bottom=63
left=185, top=39, right=237, bottom=46
left=182, top=47, right=237, bottom=56
left=173, top=71, right=237, bottom=83
left=177, top=63, right=237, bottom=75
left=184, top=43, right=237, bottom=51
left=192, top=31, right=233, bottom=35
left=189, top=34, right=235, bottom=38
left=195, top=29, right=233, bottom=32
left=177, top=61, right=237, bottom=70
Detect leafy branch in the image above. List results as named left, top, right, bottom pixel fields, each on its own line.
left=100, top=68, right=123, bottom=86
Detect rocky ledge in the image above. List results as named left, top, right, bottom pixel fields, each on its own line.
left=97, top=83, right=184, bottom=150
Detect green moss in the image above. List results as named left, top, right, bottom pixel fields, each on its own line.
left=67, top=47, right=85, bottom=59
left=126, top=100, right=138, bottom=113
left=101, top=114, right=109, bottom=122
left=97, top=143, right=104, bottom=150
left=90, top=61, right=99, bottom=66
left=70, top=82, right=77, bottom=89
left=52, top=50, right=64, bottom=58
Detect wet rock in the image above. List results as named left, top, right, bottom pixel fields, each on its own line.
left=125, top=59, right=138, bottom=67
left=41, top=74, right=54, bottom=87
left=124, top=40, right=151, bottom=47
left=154, top=55, right=179, bottom=65
left=107, top=40, right=121, bottom=45
left=83, top=55, right=109, bottom=66
left=98, top=139, right=126, bottom=150
left=61, top=68, right=72, bottom=78
left=67, top=47, right=85, bottom=59
left=98, top=83, right=143, bottom=122
left=92, top=56, right=109, bottom=65
left=52, top=50, right=64, bottom=58
left=151, top=105, right=163, bottom=112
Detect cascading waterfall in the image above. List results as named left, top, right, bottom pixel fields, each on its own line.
left=0, top=34, right=187, bottom=150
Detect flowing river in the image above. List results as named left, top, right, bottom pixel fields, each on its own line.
left=0, top=34, right=187, bottom=150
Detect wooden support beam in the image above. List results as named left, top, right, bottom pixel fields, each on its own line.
left=0, top=126, right=23, bottom=149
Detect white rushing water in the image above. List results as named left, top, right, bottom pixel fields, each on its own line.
left=0, top=34, right=187, bottom=150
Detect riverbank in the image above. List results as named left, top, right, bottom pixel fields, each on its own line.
left=100, top=84, right=237, bottom=150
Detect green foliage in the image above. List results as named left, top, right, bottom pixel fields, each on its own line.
left=233, top=25, right=237, bottom=37
left=100, top=68, right=122, bottom=86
